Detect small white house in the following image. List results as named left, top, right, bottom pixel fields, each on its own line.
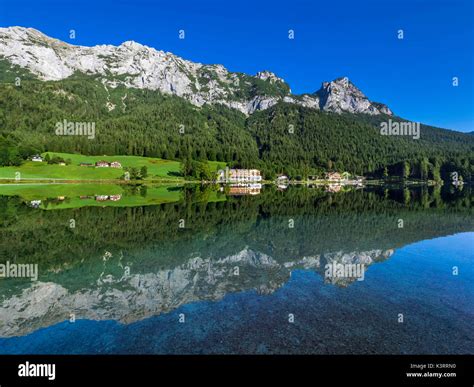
left=31, top=155, right=43, bottom=162
left=29, top=200, right=42, bottom=208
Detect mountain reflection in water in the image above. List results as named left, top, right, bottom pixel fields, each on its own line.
left=0, top=185, right=472, bottom=354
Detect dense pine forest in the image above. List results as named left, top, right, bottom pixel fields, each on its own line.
left=0, top=67, right=473, bottom=181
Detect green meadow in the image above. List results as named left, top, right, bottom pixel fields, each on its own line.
left=0, top=152, right=225, bottom=182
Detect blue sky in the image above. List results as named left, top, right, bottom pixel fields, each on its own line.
left=1, top=0, right=473, bottom=132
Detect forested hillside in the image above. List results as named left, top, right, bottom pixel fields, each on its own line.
left=1, top=72, right=472, bottom=180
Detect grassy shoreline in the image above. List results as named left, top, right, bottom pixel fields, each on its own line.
left=0, top=178, right=441, bottom=185
left=0, top=152, right=445, bottom=186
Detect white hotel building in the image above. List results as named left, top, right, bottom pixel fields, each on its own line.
left=217, top=168, right=263, bottom=183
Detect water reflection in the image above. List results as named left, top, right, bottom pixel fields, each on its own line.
left=0, top=185, right=472, bottom=341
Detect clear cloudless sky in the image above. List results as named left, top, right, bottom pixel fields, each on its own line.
left=0, top=0, right=473, bottom=132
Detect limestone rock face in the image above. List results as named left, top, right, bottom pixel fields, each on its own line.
left=0, top=27, right=393, bottom=116
left=315, top=77, right=393, bottom=115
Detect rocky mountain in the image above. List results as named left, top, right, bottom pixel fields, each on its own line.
left=0, top=26, right=393, bottom=116
left=315, top=78, right=393, bottom=115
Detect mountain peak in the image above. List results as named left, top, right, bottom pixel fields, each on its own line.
left=0, top=26, right=393, bottom=116
left=328, top=76, right=351, bottom=86
left=0, top=26, right=62, bottom=45
left=255, top=70, right=284, bottom=83
left=315, top=77, right=392, bottom=115
left=323, top=77, right=366, bottom=97
left=0, top=26, right=40, bottom=36
left=119, top=40, right=146, bottom=49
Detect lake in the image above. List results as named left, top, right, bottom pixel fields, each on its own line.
left=0, top=184, right=472, bottom=354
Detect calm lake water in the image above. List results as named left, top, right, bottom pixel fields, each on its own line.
left=0, top=184, right=472, bottom=354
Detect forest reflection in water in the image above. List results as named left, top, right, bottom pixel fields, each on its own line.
left=0, top=184, right=472, bottom=350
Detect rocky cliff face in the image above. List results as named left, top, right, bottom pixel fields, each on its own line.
left=315, top=78, right=393, bottom=115
left=0, top=26, right=393, bottom=116
left=0, top=247, right=393, bottom=337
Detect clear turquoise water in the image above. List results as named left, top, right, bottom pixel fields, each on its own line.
left=0, top=232, right=472, bottom=354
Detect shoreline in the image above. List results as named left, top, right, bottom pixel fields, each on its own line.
left=0, top=178, right=448, bottom=186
